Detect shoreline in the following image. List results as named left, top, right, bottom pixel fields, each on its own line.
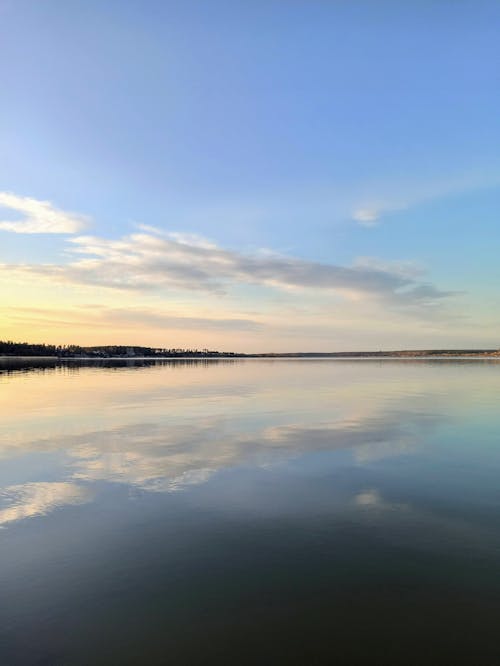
left=1, top=352, right=500, bottom=361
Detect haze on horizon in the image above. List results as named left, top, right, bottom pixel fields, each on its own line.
left=1, top=1, right=499, bottom=353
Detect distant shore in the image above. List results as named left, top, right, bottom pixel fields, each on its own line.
left=1, top=350, right=500, bottom=360
left=3, top=339, right=500, bottom=360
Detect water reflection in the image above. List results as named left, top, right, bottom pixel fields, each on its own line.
left=61, top=411, right=432, bottom=492
left=0, top=482, right=91, bottom=526
left=0, top=358, right=449, bottom=516
left=0, top=356, right=241, bottom=375
left=2, top=360, right=500, bottom=664
left=0, top=359, right=495, bottom=521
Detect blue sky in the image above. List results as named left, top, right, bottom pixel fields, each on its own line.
left=1, top=1, right=499, bottom=350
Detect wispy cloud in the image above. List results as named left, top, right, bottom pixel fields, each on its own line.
left=352, top=207, right=382, bottom=226
left=100, top=307, right=263, bottom=331
left=6, top=305, right=263, bottom=332
left=0, top=228, right=456, bottom=318
left=351, top=200, right=407, bottom=226
left=351, top=170, right=500, bottom=226
left=0, top=192, right=88, bottom=234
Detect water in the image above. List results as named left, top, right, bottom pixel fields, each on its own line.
left=1, top=358, right=500, bottom=665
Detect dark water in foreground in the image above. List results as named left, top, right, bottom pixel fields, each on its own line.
left=1, top=358, right=500, bottom=665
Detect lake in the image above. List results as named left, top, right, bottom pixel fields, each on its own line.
left=1, top=358, right=500, bottom=665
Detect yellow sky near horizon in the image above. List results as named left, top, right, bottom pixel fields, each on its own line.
left=0, top=230, right=495, bottom=352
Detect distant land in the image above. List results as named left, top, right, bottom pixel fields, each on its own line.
left=1, top=340, right=500, bottom=359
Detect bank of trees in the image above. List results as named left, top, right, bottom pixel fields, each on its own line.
left=0, top=340, right=236, bottom=357
left=0, top=340, right=60, bottom=356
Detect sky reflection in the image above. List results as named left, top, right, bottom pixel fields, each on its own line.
left=3, top=360, right=500, bottom=665
left=1, top=359, right=498, bottom=525
left=0, top=482, right=91, bottom=526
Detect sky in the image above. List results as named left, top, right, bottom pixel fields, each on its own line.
left=1, top=0, right=499, bottom=352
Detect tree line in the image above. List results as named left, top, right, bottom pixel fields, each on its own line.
left=0, top=341, right=239, bottom=357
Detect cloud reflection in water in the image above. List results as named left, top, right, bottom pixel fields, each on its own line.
left=57, top=410, right=433, bottom=492
left=0, top=482, right=91, bottom=526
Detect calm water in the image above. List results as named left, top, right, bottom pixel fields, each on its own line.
left=2, top=358, right=500, bottom=665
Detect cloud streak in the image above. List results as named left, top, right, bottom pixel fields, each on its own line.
left=352, top=207, right=382, bottom=225
left=1, top=228, right=456, bottom=317
left=6, top=305, right=263, bottom=332
left=0, top=192, right=88, bottom=234
left=350, top=170, right=500, bottom=226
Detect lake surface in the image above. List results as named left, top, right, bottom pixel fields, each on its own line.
left=2, top=358, right=500, bottom=665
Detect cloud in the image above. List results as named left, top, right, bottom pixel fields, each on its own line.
left=350, top=170, right=500, bottom=227
left=0, top=192, right=88, bottom=234
left=100, top=307, right=263, bottom=331
left=0, top=228, right=456, bottom=317
left=352, top=207, right=381, bottom=225
left=354, top=257, right=424, bottom=279
left=352, top=202, right=408, bottom=226
left=6, top=305, right=263, bottom=332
